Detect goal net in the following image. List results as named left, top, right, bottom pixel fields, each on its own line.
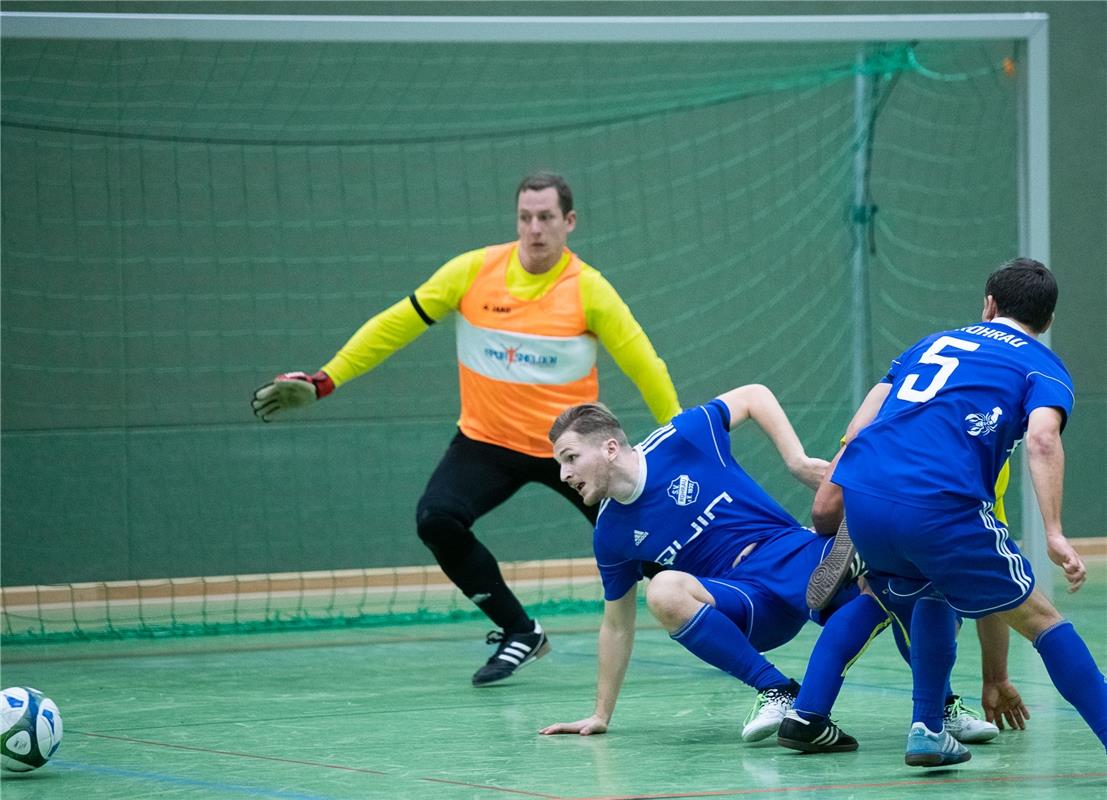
left=0, top=14, right=1038, bottom=641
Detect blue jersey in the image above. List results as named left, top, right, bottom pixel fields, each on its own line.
left=834, top=321, right=1074, bottom=508
left=593, top=399, right=807, bottom=601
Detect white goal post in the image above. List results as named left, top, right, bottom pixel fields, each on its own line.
left=0, top=11, right=1054, bottom=594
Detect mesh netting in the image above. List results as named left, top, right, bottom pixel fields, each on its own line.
left=1, top=32, right=1018, bottom=641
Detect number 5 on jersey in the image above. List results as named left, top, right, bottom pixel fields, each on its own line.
left=896, top=336, right=980, bottom=403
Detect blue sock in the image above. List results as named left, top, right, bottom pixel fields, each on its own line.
left=1034, top=620, right=1107, bottom=750
left=893, top=617, right=912, bottom=663
left=892, top=606, right=957, bottom=705
left=794, top=594, right=890, bottom=717
left=909, top=598, right=958, bottom=731
left=671, top=604, right=791, bottom=691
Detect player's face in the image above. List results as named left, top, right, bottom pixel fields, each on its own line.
left=516, top=188, right=576, bottom=273
left=554, top=430, right=614, bottom=506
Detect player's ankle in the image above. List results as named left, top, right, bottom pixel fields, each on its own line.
left=794, top=709, right=829, bottom=723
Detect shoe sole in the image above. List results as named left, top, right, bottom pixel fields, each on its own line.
left=904, top=750, right=972, bottom=767
left=949, top=729, right=998, bottom=744
left=778, top=735, right=858, bottom=753
left=806, top=518, right=858, bottom=611
left=471, top=640, right=551, bottom=687
left=741, top=723, right=782, bottom=743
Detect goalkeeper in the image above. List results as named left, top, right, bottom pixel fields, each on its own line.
left=252, top=172, right=681, bottom=687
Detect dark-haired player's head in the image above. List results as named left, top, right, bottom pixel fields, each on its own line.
left=516, top=172, right=573, bottom=216
left=515, top=172, right=577, bottom=274
left=984, top=258, right=1057, bottom=333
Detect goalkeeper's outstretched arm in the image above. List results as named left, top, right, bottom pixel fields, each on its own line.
left=251, top=251, right=481, bottom=421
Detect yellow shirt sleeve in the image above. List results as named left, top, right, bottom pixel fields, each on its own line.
left=580, top=266, right=681, bottom=424
left=993, top=459, right=1011, bottom=526
left=320, top=249, right=483, bottom=387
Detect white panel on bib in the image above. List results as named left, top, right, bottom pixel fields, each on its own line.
left=456, top=316, right=597, bottom=385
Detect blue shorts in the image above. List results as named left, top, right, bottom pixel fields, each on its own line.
left=842, top=487, right=1035, bottom=618
left=698, top=529, right=859, bottom=652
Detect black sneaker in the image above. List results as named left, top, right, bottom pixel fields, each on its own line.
left=778, top=710, right=859, bottom=753
left=471, top=623, right=550, bottom=686
left=806, top=517, right=866, bottom=611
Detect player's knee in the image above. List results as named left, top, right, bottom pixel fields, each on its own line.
left=811, top=493, right=843, bottom=535
left=1000, top=589, right=1063, bottom=641
left=646, top=572, right=703, bottom=630
left=415, top=506, right=474, bottom=560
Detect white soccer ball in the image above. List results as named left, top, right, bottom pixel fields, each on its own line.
left=1, top=687, right=63, bottom=772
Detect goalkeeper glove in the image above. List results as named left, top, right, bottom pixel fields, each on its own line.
left=251, top=371, right=335, bottom=422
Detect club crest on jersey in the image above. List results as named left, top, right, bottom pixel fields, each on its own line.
left=633, top=530, right=650, bottom=546
left=965, top=406, right=1003, bottom=437
left=667, top=475, right=699, bottom=506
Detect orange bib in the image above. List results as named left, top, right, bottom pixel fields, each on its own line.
left=456, top=242, right=599, bottom=457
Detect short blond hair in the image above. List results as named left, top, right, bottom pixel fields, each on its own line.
left=548, top=403, right=628, bottom=446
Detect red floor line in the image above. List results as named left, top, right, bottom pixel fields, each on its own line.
left=419, top=776, right=565, bottom=798
left=71, top=732, right=1107, bottom=800
left=574, top=771, right=1107, bottom=800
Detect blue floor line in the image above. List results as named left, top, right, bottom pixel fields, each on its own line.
left=47, top=759, right=338, bottom=800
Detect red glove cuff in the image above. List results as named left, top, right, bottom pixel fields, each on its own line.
left=310, top=370, right=335, bottom=399
left=275, top=370, right=335, bottom=399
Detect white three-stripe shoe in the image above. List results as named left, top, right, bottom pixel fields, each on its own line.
left=904, top=722, right=972, bottom=767
left=472, top=622, right=551, bottom=686
left=944, top=696, right=999, bottom=743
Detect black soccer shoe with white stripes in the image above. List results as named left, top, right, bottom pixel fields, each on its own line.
left=777, top=710, right=859, bottom=753
left=471, top=623, right=551, bottom=686
left=806, top=517, right=867, bottom=611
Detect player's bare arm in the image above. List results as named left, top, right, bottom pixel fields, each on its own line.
left=811, top=448, right=847, bottom=533
left=842, top=382, right=892, bottom=441
left=975, top=614, right=1029, bottom=729
left=539, top=586, right=637, bottom=736
left=715, top=384, right=828, bottom=490
left=810, top=382, right=891, bottom=532
left=1026, top=406, right=1086, bottom=591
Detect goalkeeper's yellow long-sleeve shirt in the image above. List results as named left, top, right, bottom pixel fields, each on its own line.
left=321, top=242, right=680, bottom=457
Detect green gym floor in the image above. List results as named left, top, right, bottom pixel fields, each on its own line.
left=2, top=562, right=1104, bottom=800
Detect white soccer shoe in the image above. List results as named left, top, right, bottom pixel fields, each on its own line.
left=944, top=696, right=999, bottom=743
left=741, top=685, right=797, bottom=742
left=905, top=722, right=972, bottom=767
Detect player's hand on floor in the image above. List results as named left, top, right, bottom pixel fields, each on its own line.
left=982, top=679, right=1029, bottom=730
left=1046, top=535, right=1086, bottom=592
left=790, top=456, right=830, bottom=491
left=251, top=371, right=334, bottom=422
left=539, top=715, right=608, bottom=736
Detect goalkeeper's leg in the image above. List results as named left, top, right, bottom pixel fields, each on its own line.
left=416, top=433, right=532, bottom=635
